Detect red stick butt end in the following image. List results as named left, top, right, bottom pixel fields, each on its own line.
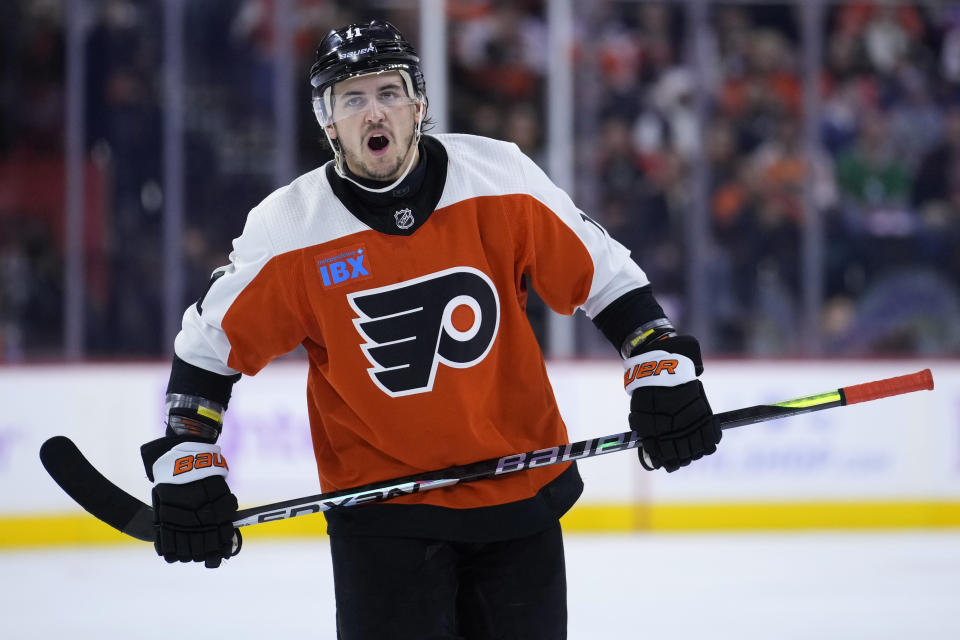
left=843, top=369, right=934, bottom=405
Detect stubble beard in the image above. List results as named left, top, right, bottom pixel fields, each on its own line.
left=342, top=126, right=417, bottom=182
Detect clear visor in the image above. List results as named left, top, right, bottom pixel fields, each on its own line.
left=314, top=83, right=422, bottom=127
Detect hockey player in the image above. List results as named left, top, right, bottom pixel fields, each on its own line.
left=139, top=20, right=721, bottom=639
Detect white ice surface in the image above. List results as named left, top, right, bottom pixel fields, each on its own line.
left=2, top=531, right=959, bottom=639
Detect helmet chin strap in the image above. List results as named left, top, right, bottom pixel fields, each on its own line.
left=327, top=101, right=425, bottom=194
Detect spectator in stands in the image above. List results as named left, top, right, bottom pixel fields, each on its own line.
left=835, top=108, right=912, bottom=228
left=911, top=105, right=960, bottom=278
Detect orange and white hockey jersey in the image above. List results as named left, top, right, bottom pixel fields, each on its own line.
left=175, top=133, right=649, bottom=532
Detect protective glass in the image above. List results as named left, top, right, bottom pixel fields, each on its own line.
left=315, top=85, right=422, bottom=126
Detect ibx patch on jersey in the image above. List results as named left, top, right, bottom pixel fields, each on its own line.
left=347, top=266, right=500, bottom=397
left=316, top=245, right=372, bottom=288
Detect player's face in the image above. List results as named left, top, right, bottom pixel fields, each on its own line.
left=326, top=72, right=422, bottom=182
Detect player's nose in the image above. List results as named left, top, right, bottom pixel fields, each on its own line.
left=363, top=100, right=385, bottom=122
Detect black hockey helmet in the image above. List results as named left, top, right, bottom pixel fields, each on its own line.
left=309, top=20, right=426, bottom=127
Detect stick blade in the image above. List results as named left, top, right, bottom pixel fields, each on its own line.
left=39, top=436, right=156, bottom=542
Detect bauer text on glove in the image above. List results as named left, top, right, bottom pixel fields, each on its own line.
left=623, top=334, right=721, bottom=472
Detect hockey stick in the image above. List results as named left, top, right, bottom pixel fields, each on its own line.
left=39, top=368, right=933, bottom=543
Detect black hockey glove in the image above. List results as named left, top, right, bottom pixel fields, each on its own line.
left=624, top=334, right=721, bottom=472
left=141, top=436, right=240, bottom=568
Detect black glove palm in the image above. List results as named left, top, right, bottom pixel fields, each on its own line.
left=625, top=335, right=721, bottom=472
left=142, top=436, right=241, bottom=568
left=151, top=475, right=239, bottom=568
left=629, top=379, right=720, bottom=472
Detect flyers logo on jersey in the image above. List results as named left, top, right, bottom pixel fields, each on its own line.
left=347, top=267, right=500, bottom=397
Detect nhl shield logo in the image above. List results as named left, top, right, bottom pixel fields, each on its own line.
left=394, top=208, right=414, bottom=230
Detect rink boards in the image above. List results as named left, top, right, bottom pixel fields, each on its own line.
left=0, top=359, right=957, bottom=546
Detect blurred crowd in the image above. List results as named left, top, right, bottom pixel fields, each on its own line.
left=1, top=0, right=959, bottom=360
left=581, top=1, right=960, bottom=355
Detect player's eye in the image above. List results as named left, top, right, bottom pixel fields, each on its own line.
left=344, top=96, right=367, bottom=109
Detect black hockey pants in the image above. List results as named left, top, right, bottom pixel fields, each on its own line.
left=331, top=522, right=567, bottom=640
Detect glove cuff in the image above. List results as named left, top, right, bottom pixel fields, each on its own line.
left=623, top=350, right=698, bottom=394
left=141, top=437, right=228, bottom=485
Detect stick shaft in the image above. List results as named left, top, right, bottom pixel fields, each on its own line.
left=233, top=369, right=934, bottom=527
left=38, top=369, right=934, bottom=540
left=234, top=432, right=642, bottom=526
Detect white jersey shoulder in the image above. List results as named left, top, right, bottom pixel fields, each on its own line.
left=433, top=133, right=648, bottom=317
left=174, top=164, right=362, bottom=375
left=250, top=164, right=370, bottom=256
left=433, top=133, right=531, bottom=207
left=434, top=132, right=582, bottom=217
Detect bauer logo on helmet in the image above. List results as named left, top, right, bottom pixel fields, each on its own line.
left=338, top=44, right=376, bottom=61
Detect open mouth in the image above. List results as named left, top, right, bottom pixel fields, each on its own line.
left=367, top=135, right=390, bottom=154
